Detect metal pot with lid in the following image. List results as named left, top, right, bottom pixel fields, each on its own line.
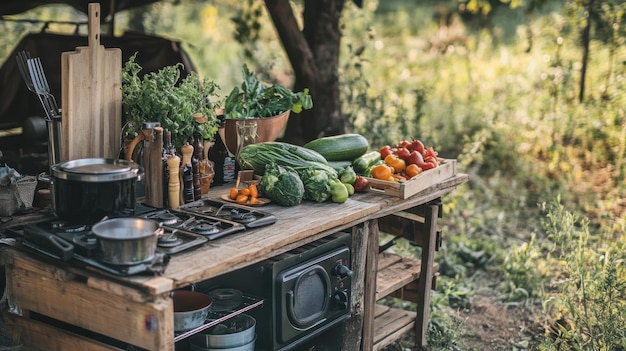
left=51, top=158, right=142, bottom=223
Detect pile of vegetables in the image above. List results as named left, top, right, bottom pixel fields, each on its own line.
left=236, top=135, right=442, bottom=206
left=371, top=139, right=441, bottom=181
left=227, top=183, right=261, bottom=205
left=237, top=136, right=366, bottom=206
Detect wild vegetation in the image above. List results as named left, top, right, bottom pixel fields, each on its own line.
left=1, top=0, right=625, bottom=349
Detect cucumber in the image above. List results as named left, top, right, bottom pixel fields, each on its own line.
left=303, top=134, right=369, bottom=161
left=327, top=160, right=353, bottom=173
left=352, top=151, right=382, bottom=174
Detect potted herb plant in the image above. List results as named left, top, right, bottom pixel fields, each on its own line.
left=121, top=53, right=220, bottom=151
left=221, top=64, right=313, bottom=153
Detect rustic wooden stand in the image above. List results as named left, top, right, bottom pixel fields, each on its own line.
left=0, top=174, right=467, bottom=351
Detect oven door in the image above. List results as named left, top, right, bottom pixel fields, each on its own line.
left=275, top=248, right=349, bottom=345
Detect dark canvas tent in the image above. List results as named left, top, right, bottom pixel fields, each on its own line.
left=0, top=1, right=194, bottom=173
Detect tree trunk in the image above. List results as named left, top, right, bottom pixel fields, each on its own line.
left=265, top=0, right=346, bottom=145
left=579, top=0, right=594, bottom=103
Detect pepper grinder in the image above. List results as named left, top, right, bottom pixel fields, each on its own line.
left=167, top=155, right=181, bottom=208
left=180, top=143, right=195, bottom=204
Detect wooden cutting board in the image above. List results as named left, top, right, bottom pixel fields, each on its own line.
left=61, top=2, right=122, bottom=161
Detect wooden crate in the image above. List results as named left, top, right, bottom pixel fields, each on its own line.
left=365, top=159, right=457, bottom=199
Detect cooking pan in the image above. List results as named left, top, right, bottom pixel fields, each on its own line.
left=91, top=218, right=160, bottom=265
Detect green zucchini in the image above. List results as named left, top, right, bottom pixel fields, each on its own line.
left=327, top=160, right=353, bottom=173
left=352, top=151, right=382, bottom=174
left=303, top=134, right=369, bottom=161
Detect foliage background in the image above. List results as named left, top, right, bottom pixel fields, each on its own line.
left=1, top=0, right=625, bottom=349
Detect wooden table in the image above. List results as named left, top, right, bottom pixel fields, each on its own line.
left=0, top=173, right=468, bottom=351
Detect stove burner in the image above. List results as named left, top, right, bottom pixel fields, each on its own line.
left=154, top=212, right=181, bottom=225
left=75, top=234, right=98, bottom=246
left=51, top=221, right=88, bottom=233
left=192, top=222, right=220, bottom=235
left=229, top=209, right=256, bottom=223
left=157, top=233, right=184, bottom=248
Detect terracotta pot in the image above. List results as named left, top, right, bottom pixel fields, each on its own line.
left=221, top=110, right=290, bottom=155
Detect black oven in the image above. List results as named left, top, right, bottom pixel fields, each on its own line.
left=199, top=232, right=352, bottom=351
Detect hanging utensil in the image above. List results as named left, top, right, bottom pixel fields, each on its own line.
left=16, top=51, right=54, bottom=121
left=28, top=57, right=60, bottom=120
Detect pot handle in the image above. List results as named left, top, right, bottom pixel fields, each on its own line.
left=23, top=224, right=75, bottom=261
left=124, top=129, right=152, bottom=161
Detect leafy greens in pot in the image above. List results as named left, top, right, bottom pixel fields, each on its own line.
left=121, top=53, right=221, bottom=149
left=223, top=64, right=313, bottom=119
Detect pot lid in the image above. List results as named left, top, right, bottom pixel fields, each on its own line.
left=52, top=158, right=141, bottom=182
left=59, top=158, right=133, bottom=174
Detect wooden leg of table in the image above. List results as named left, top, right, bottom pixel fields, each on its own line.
left=341, top=219, right=378, bottom=351
left=414, top=204, right=439, bottom=350
left=361, top=219, right=379, bottom=351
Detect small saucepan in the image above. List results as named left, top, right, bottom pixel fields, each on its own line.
left=173, top=290, right=214, bottom=332
left=91, top=218, right=161, bottom=265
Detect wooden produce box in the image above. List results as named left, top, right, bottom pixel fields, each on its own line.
left=365, top=159, right=458, bottom=199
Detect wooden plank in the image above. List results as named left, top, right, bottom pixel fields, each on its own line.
left=163, top=196, right=381, bottom=286
left=413, top=204, right=439, bottom=349
left=373, top=306, right=417, bottom=351
left=376, top=253, right=422, bottom=300
left=341, top=221, right=373, bottom=351
left=4, top=251, right=173, bottom=351
left=5, top=313, right=124, bottom=351
left=377, top=251, right=404, bottom=271
left=361, top=219, right=380, bottom=351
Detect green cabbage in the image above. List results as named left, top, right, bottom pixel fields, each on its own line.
left=258, top=162, right=304, bottom=207
left=301, top=167, right=332, bottom=203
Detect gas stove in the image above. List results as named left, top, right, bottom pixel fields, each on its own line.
left=178, top=199, right=278, bottom=229
left=2, top=207, right=248, bottom=276
left=137, top=208, right=246, bottom=241
left=2, top=219, right=170, bottom=276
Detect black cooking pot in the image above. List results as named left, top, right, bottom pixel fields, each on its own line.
left=51, top=158, right=142, bottom=223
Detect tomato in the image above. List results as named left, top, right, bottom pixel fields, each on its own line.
left=425, top=146, right=438, bottom=159
left=425, top=155, right=437, bottom=164
left=397, top=140, right=411, bottom=149
left=396, top=147, right=411, bottom=161
left=384, top=154, right=406, bottom=173
left=405, top=164, right=422, bottom=178
left=420, top=161, right=437, bottom=170
left=408, top=150, right=424, bottom=165
left=411, top=139, right=425, bottom=155
left=379, top=145, right=393, bottom=159
left=353, top=176, right=370, bottom=192
left=370, top=164, right=393, bottom=180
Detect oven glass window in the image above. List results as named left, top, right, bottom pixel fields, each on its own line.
left=287, top=265, right=330, bottom=328
left=294, top=270, right=325, bottom=319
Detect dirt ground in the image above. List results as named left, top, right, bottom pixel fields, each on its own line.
left=383, top=290, right=542, bottom=351
left=459, top=294, right=540, bottom=351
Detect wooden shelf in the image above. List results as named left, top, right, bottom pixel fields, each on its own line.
left=373, top=304, right=416, bottom=351
left=376, top=252, right=438, bottom=301
left=374, top=251, right=439, bottom=350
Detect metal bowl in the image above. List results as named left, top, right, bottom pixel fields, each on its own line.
left=173, top=290, right=213, bottom=332
left=189, top=314, right=256, bottom=348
